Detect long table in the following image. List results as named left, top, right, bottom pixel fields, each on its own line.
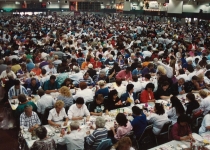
left=149, top=132, right=210, bottom=150
left=21, top=107, right=133, bottom=149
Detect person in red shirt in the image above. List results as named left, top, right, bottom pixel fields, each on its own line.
left=35, top=53, right=42, bottom=63
left=171, top=114, right=195, bottom=141
left=92, top=57, right=102, bottom=69
left=111, top=37, right=116, bottom=47
left=140, top=83, right=155, bottom=103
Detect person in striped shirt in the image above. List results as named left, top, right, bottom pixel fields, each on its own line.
left=86, top=116, right=108, bottom=149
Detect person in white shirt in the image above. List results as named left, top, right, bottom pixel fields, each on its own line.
left=130, top=75, right=142, bottom=93
left=69, top=66, right=83, bottom=85
left=39, top=69, right=50, bottom=86
left=53, top=55, right=62, bottom=69
left=199, top=113, right=210, bottom=135
left=73, top=82, right=94, bottom=103
left=58, top=121, right=86, bottom=150
left=68, top=97, right=90, bottom=121
left=199, top=90, right=210, bottom=116
left=147, top=103, right=170, bottom=135
left=142, top=49, right=152, bottom=59
left=44, top=62, right=57, bottom=75
left=112, top=78, right=126, bottom=98
left=48, top=100, right=69, bottom=127
left=176, top=69, right=189, bottom=82
left=0, top=66, right=16, bottom=79
left=37, top=89, right=55, bottom=115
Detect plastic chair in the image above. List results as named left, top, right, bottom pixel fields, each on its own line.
left=155, top=121, right=172, bottom=145
left=135, top=124, right=153, bottom=150
left=96, top=139, right=112, bottom=150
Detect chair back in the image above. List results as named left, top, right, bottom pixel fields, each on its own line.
left=168, top=124, right=173, bottom=140
left=65, top=105, right=71, bottom=114
left=42, top=106, right=53, bottom=125
left=96, top=139, right=112, bottom=150
left=159, top=121, right=172, bottom=136
left=109, top=77, right=115, bottom=83
left=195, top=117, right=203, bottom=127
left=138, top=124, right=153, bottom=142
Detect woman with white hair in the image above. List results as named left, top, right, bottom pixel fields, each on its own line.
left=157, top=65, right=173, bottom=88
left=105, top=54, right=115, bottom=66
left=86, top=116, right=108, bottom=149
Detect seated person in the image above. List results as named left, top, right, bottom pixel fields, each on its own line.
left=141, top=63, right=156, bottom=77
left=27, top=78, right=41, bottom=95
left=116, top=67, right=132, bottom=80
left=199, top=112, right=210, bottom=135
left=147, top=103, right=170, bottom=135
left=105, top=54, right=115, bottom=66
left=176, top=69, right=188, bottom=81
left=43, top=75, right=60, bottom=94
left=31, top=64, right=41, bottom=76
left=95, top=80, right=109, bottom=97
left=141, top=73, right=152, bottom=89
left=185, top=93, right=200, bottom=115
left=197, top=74, right=206, bottom=89
left=17, top=63, right=28, bottom=78
left=106, top=90, right=123, bottom=111
left=131, top=106, right=147, bottom=139
left=76, top=72, right=94, bottom=87
left=95, top=70, right=109, bottom=83
left=121, top=84, right=139, bottom=106
left=110, top=113, right=133, bottom=140
left=171, top=114, right=195, bottom=141
left=188, top=76, right=202, bottom=92
left=68, top=97, right=90, bottom=121
left=140, top=83, right=155, bottom=103
left=86, top=117, right=108, bottom=149
left=58, top=121, right=86, bottom=150
left=57, top=86, right=74, bottom=107
left=199, top=90, right=210, bottom=116
left=8, top=80, right=28, bottom=99
left=30, top=126, right=56, bottom=150
left=37, top=89, right=55, bottom=115
left=132, top=64, right=142, bottom=77
left=89, top=94, right=108, bottom=116
left=87, top=64, right=96, bottom=79
left=130, top=75, right=142, bottom=93
left=110, top=137, right=134, bottom=150
left=20, top=104, right=41, bottom=132
left=48, top=100, right=69, bottom=127
left=15, top=94, right=37, bottom=118
left=155, top=81, right=172, bottom=100
left=44, top=61, right=57, bottom=75
left=171, top=78, right=189, bottom=96
left=73, top=82, right=94, bottom=103
left=112, top=78, right=126, bottom=98
left=167, top=96, right=186, bottom=125
left=39, top=69, right=50, bottom=87
left=61, top=78, right=74, bottom=89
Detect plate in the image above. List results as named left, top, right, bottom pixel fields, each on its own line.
left=192, top=133, right=203, bottom=142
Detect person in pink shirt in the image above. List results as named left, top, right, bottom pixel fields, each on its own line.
left=116, top=67, right=132, bottom=80
left=110, top=113, right=133, bottom=141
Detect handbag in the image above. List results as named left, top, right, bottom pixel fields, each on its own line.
left=192, top=109, right=203, bottom=119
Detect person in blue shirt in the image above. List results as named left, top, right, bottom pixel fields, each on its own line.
left=130, top=106, right=147, bottom=139
left=132, top=64, right=142, bottom=77
left=121, top=84, right=139, bottom=106
left=43, top=75, right=60, bottom=94
left=26, top=59, right=35, bottom=72
left=95, top=80, right=109, bottom=97
left=141, top=63, right=155, bottom=77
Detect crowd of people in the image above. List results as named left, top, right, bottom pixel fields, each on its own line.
left=0, top=13, right=210, bottom=150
